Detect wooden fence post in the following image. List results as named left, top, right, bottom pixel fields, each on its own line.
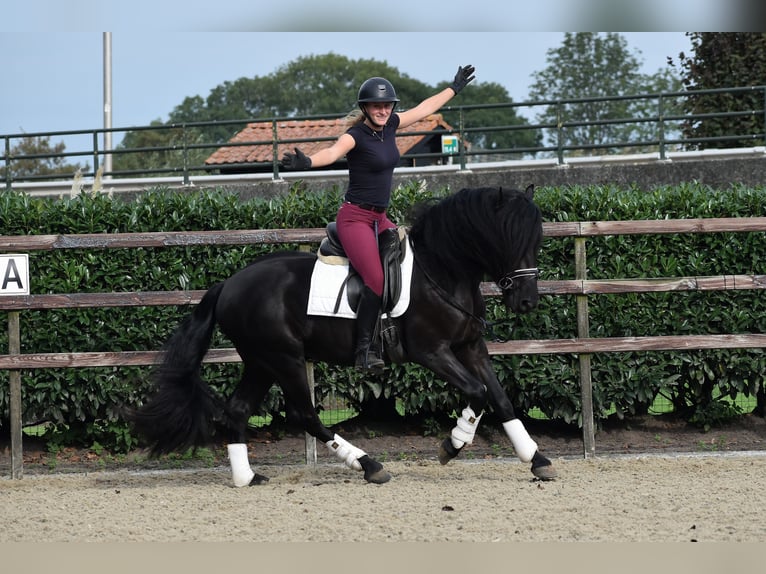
left=299, top=245, right=318, bottom=465
left=8, top=311, right=23, bottom=479
left=304, top=361, right=317, bottom=466
left=575, top=237, right=596, bottom=458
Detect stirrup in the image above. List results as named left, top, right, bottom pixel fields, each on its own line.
left=355, top=350, right=385, bottom=372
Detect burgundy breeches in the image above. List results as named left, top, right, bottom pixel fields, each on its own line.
left=335, top=202, right=397, bottom=297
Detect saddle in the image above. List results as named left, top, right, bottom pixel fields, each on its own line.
left=317, top=222, right=407, bottom=314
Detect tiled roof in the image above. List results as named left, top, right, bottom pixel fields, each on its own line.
left=205, top=114, right=453, bottom=166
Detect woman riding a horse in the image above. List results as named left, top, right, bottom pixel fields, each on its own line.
left=130, top=65, right=558, bottom=487
left=281, top=65, right=476, bottom=371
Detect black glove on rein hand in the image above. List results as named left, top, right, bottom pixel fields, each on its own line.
left=450, top=65, right=476, bottom=95
left=281, top=147, right=312, bottom=170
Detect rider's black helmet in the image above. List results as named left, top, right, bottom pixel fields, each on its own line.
left=357, top=77, right=400, bottom=106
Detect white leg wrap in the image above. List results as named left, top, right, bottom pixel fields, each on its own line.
left=325, top=434, right=365, bottom=471
left=502, top=419, right=538, bottom=463
left=227, top=443, right=255, bottom=488
left=450, top=406, right=483, bottom=449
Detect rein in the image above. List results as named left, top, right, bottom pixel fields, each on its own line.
left=411, top=249, right=487, bottom=330
left=412, top=248, right=539, bottom=335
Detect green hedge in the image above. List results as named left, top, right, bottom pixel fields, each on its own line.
left=1, top=181, right=764, bottom=450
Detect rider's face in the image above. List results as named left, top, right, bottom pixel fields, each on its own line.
left=365, top=102, right=395, bottom=126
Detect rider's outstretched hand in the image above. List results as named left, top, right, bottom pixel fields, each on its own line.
left=281, top=147, right=312, bottom=170
left=450, top=65, right=476, bottom=95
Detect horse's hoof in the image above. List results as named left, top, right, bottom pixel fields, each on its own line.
left=438, top=437, right=462, bottom=465
left=365, top=468, right=392, bottom=484
left=531, top=463, right=557, bottom=481
left=530, top=450, right=557, bottom=480
left=249, top=473, right=270, bottom=485
left=359, top=455, right=392, bottom=484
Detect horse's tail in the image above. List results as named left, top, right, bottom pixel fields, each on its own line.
left=128, top=281, right=227, bottom=456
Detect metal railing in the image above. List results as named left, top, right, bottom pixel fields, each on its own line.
left=3, top=85, right=765, bottom=191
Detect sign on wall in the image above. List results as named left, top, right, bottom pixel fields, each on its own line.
left=441, top=134, right=459, bottom=155
left=1, top=254, right=30, bottom=296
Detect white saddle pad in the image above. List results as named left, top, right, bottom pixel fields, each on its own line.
left=307, top=237, right=414, bottom=319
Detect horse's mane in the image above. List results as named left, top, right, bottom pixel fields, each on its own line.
left=407, top=187, right=542, bottom=282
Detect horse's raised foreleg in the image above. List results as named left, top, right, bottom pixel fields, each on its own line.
left=409, top=344, right=492, bottom=465
left=448, top=343, right=558, bottom=480
left=324, top=434, right=391, bottom=484
left=439, top=409, right=557, bottom=480
left=438, top=406, right=483, bottom=465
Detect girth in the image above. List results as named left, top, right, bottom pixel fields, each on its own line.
left=318, top=222, right=407, bottom=314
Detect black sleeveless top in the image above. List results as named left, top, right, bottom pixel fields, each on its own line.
left=344, top=114, right=401, bottom=207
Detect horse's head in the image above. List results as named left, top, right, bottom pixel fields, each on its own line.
left=408, top=183, right=543, bottom=314
left=496, top=184, right=542, bottom=314
left=497, top=263, right=540, bottom=314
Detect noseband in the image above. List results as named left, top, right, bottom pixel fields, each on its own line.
left=497, top=268, right=539, bottom=291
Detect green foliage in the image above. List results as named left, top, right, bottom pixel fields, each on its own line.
left=116, top=53, right=536, bottom=175
left=529, top=32, right=683, bottom=153
left=1, top=181, right=765, bottom=452
left=0, top=185, right=344, bottom=452
left=1, top=135, right=89, bottom=181
left=113, top=121, right=211, bottom=178
left=671, top=33, right=766, bottom=149
left=527, top=183, right=766, bottom=426
left=440, top=81, right=542, bottom=158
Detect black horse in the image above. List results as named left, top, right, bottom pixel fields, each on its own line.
left=129, top=185, right=557, bottom=485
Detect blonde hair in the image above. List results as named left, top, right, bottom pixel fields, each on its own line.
left=343, top=108, right=366, bottom=130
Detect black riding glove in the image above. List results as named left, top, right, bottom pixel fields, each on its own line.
left=450, top=64, right=476, bottom=95
left=281, top=147, right=312, bottom=170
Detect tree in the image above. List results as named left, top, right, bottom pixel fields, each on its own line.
left=115, top=53, right=537, bottom=173
left=1, top=135, right=89, bottom=182
left=113, top=120, right=207, bottom=177
left=670, top=33, right=766, bottom=150
left=529, top=32, right=683, bottom=155
left=438, top=80, right=541, bottom=160
left=166, top=54, right=434, bottom=144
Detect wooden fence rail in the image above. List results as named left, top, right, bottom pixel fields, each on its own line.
left=2, top=218, right=766, bottom=478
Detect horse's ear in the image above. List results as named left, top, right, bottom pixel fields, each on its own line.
left=524, top=184, right=535, bottom=199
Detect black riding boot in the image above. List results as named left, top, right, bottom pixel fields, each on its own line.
left=354, top=286, right=385, bottom=372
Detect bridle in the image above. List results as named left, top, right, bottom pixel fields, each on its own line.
left=497, top=268, right=540, bottom=291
